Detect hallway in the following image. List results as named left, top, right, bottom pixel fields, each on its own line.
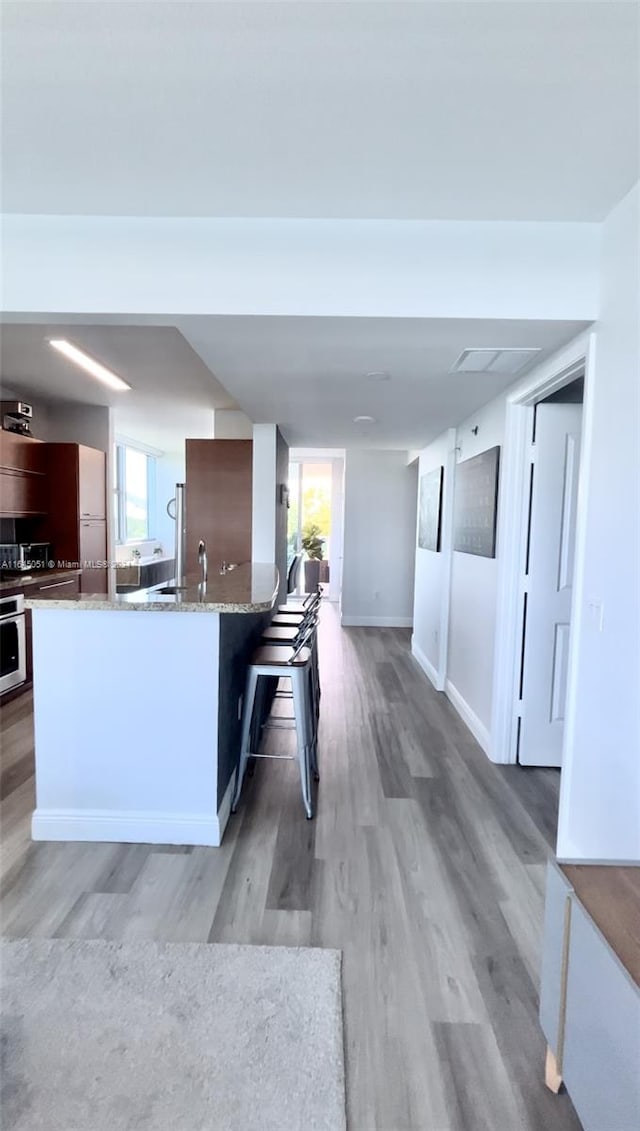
left=0, top=605, right=581, bottom=1131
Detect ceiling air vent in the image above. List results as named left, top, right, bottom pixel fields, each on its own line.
left=450, top=348, right=541, bottom=375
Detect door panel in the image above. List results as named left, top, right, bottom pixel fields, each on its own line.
left=519, top=404, right=582, bottom=766
left=79, top=520, right=107, bottom=593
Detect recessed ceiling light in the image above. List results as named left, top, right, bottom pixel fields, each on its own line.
left=354, top=415, right=375, bottom=423
left=450, top=348, right=542, bottom=375
left=49, top=339, right=132, bottom=392
left=365, top=370, right=391, bottom=382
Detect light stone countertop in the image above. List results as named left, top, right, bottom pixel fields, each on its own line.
left=25, top=563, right=279, bottom=614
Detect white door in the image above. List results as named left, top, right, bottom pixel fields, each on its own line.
left=518, top=403, right=582, bottom=766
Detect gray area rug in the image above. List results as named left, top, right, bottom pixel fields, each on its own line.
left=1, top=937, right=346, bottom=1131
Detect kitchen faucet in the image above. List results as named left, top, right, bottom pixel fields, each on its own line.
left=198, top=540, right=208, bottom=584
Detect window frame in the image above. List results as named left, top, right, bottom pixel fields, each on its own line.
left=113, top=441, right=157, bottom=545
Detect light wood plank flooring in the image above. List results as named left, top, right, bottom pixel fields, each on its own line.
left=0, top=604, right=582, bottom=1131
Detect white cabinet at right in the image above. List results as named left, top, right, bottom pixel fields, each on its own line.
left=539, top=860, right=640, bottom=1131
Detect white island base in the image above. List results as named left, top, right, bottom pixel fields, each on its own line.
left=27, top=565, right=277, bottom=846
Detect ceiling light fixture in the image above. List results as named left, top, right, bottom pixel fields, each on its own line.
left=49, top=339, right=132, bottom=392
left=354, top=415, right=375, bottom=423
left=450, top=348, right=542, bottom=376
left=365, top=370, right=391, bottom=382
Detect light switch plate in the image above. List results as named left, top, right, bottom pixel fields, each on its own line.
left=587, top=599, right=604, bottom=632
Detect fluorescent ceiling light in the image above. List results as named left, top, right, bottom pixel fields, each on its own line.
left=354, top=415, right=375, bottom=423
left=49, top=339, right=131, bottom=391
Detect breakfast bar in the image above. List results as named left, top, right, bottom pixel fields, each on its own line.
left=25, top=563, right=278, bottom=846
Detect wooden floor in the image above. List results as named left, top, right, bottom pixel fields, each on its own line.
left=0, top=604, right=582, bottom=1131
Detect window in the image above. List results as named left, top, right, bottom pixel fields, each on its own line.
left=114, top=442, right=156, bottom=543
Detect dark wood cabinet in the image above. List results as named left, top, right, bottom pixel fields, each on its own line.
left=46, top=444, right=108, bottom=593
left=29, top=574, right=80, bottom=598
left=185, top=440, right=253, bottom=574
left=24, top=574, right=82, bottom=680
left=0, top=433, right=47, bottom=516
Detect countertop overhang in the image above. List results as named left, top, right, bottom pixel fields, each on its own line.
left=25, top=563, right=279, bottom=614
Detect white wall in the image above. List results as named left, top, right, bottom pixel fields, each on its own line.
left=2, top=215, right=599, bottom=321
left=0, top=388, right=111, bottom=453
left=410, top=333, right=591, bottom=755
left=252, top=424, right=289, bottom=599
left=329, top=457, right=345, bottom=603
left=252, top=424, right=277, bottom=564
left=558, top=183, right=640, bottom=862
left=411, top=429, right=455, bottom=689
left=446, top=396, right=508, bottom=747
left=43, top=402, right=111, bottom=452
left=154, top=450, right=185, bottom=555
left=342, top=450, right=417, bottom=627
left=213, top=408, right=253, bottom=439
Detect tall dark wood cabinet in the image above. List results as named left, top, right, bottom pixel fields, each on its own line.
left=185, top=440, right=253, bottom=574
left=46, top=443, right=108, bottom=593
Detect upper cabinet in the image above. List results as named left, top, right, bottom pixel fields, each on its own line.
left=46, top=443, right=108, bottom=593
left=78, top=444, right=107, bottom=519
left=0, top=433, right=47, bottom=516
left=48, top=443, right=106, bottom=520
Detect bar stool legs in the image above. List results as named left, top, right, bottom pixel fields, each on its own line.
left=291, top=666, right=313, bottom=819
left=231, top=666, right=259, bottom=813
left=231, top=650, right=317, bottom=819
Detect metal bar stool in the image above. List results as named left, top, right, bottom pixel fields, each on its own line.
left=277, top=589, right=321, bottom=617
left=262, top=618, right=320, bottom=731
left=273, top=592, right=321, bottom=627
left=231, top=626, right=317, bottom=819
left=261, top=617, right=321, bottom=790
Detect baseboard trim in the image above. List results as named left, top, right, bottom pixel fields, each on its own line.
left=411, top=638, right=444, bottom=691
left=341, top=615, right=414, bottom=628
left=31, top=808, right=223, bottom=847
left=444, top=679, right=491, bottom=756
left=557, top=855, right=640, bottom=866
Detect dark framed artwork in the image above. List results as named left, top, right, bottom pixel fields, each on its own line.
left=453, top=445, right=500, bottom=558
left=418, top=466, right=444, bottom=551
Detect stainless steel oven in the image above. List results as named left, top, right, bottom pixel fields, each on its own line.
left=0, top=594, right=26, bottom=695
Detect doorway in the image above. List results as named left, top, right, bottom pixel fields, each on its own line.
left=490, top=340, right=592, bottom=766
left=517, top=379, right=584, bottom=766
left=288, top=455, right=344, bottom=602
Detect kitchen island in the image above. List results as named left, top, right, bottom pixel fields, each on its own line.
left=25, top=563, right=278, bottom=846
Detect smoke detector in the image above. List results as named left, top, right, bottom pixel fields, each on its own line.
left=450, top=348, right=541, bottom=375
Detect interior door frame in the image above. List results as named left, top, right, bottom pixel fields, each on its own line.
left=490, top=334, right=594, bottom=764
left=289, top=453, right=345, bottom=602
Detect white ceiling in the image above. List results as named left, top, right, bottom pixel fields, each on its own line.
left=2, top=1, right=637, bottom=221
left=0, top=323, right=236, bottom=453
left=0, top=316, right=590, bottom=451
left=180, top=315, right=590, bottom=447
